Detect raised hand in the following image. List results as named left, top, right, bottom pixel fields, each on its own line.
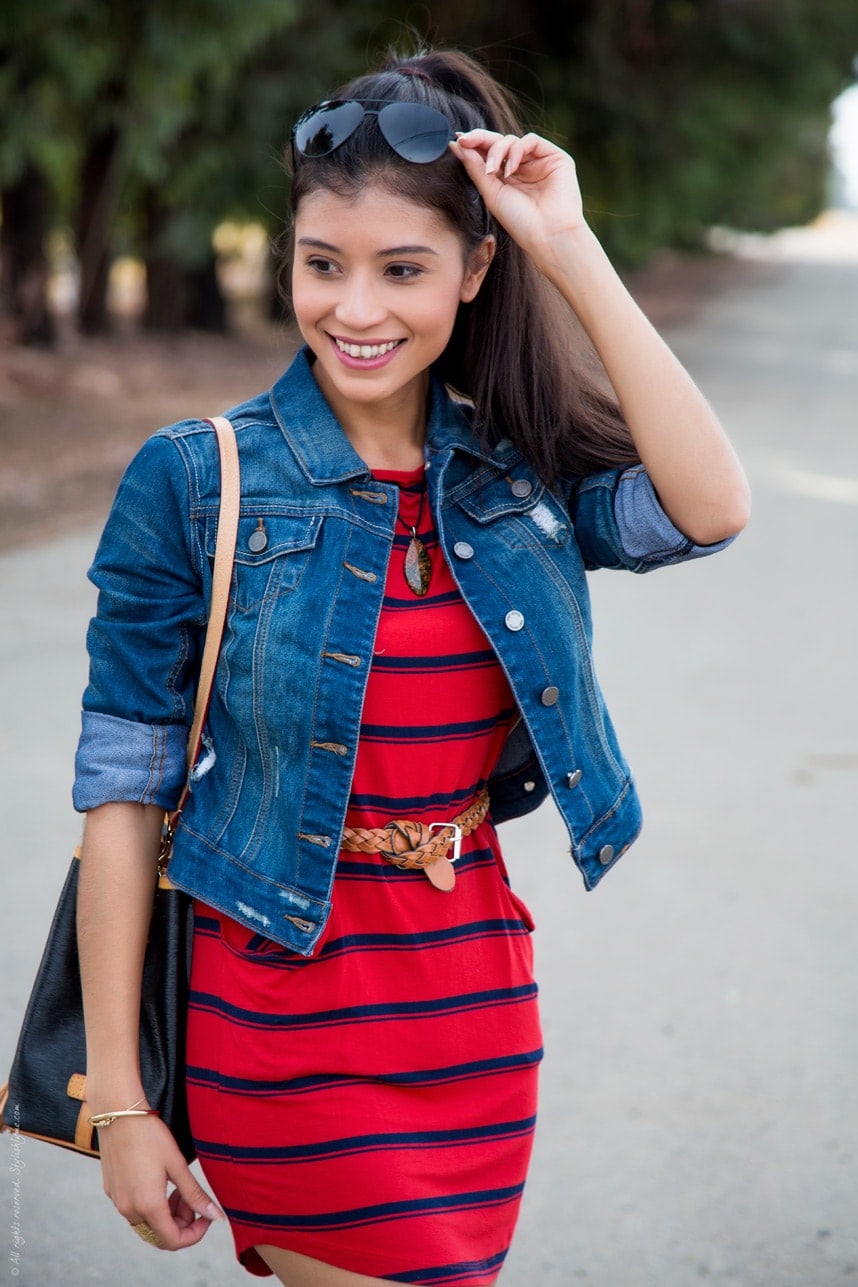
left=450, top=128, right=586, bottom=264
left=451, top=128, right=750, bottom=546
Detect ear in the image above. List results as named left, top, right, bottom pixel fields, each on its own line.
left=459, top=236, right=496, bottom=303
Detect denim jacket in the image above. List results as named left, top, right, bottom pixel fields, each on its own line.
left=73, top=346, right=731, bottom=953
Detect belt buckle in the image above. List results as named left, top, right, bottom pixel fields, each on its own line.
left=428, top=822, right=463, bottom=863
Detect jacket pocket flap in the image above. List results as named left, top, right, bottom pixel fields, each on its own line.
left=456, top=471, right=546, bottom=523
left=206, top=513, right=322, bottom=566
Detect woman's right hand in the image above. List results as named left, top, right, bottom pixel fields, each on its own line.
left=98, top=1114, right=225, bottom=1251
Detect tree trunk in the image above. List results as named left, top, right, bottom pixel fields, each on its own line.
left=185, top=254, right=226, bottom=332
left=144, top=254, right=187, bottom=332
left=142, top=191, right=186, bottom=331
left=0, top=166, right=55, bottom=345
left=75, top=126, right=122, bottom=335
left=143, top=190, right=226, bottom=332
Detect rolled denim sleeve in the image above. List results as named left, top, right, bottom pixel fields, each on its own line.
left=571, top=464, right=736, bottom=572
left=73, top=711, right=189, bottom=811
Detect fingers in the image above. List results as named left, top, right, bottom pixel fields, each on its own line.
left=103, top=1122, right=225, bottom=1252
left=170, top=1164, right=225, bottom=1231
left=136, top=1164, right=225, bottom=1250
left=124, top=1187, right=218, bottom=1252
left=451, top=129, right=557, bottom=180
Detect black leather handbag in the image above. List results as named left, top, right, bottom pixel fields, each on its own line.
left=0, top=415, right=239, bottom=1161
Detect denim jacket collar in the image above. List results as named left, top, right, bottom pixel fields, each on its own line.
left=269, top=345, right=514, bottom=484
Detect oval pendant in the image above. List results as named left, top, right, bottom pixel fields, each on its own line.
left=404, top=533, right=432, bottom=597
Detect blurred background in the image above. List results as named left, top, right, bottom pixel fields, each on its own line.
left=1, top=0, right=857, bottom=342
left=2, top=0, right=857, bottom=549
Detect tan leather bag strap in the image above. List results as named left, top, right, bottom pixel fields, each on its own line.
left=166, top=416, right=240, bottom=835
left=187, top=416, right=240, bottom=770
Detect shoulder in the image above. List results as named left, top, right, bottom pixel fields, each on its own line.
left=137, top=385, right=304, bottom=509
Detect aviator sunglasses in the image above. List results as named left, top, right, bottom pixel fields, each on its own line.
left=291, top=99, right=456, bottom=165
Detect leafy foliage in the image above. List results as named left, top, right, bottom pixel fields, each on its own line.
left=1, top=0, right=856, bottom=334
left=384, top=0, right=858, bottom=264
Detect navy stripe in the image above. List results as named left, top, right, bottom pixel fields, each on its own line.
left=360, top=710, right=516, bottom=742
left=224, top=1182, right=525, bottom=1232
left=387, top=1249, right=509, bottom=1284
left=195, top=1116, right=536, bottom=1164
left=333, top=847, right=498, bottom=882
left=315, top=920, right=530, bottom=959
left=346, top=782, right=487, bottom=811
left=383, top=589, right=462, bottom=610
left=369, top=649, right=497, bottom=672
left=334, top=839, right=496, bottom=880
left=229, top=920, right=531, bottom=971
left=186, top=1048, right=544, bottom=1098
left=328, top=857, right=425, bottom=881
left=392, top=531, right=438, bottom=550
left=193, top=914, right=221, bottom=935
left=188, top=983, right=539, bottom=1031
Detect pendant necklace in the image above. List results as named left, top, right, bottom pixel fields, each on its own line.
left=398, top=483, right=432, bottom=597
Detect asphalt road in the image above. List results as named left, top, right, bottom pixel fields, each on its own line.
left=2, top=215, right=856, bottom=1286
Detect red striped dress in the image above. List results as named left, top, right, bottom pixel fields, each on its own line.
left=185, top=466, right=543, bottom=1284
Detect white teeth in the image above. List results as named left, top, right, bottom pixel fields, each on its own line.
left=335, top=339, right=399, bottom=359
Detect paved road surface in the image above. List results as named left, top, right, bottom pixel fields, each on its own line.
left=2, top=216, right=856, bottom=1285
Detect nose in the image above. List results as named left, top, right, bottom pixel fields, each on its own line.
left=333, top=272, right=387, bottom=331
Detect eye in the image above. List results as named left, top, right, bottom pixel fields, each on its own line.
left=306, top=255, right=339, bottom=276
left=386, top=263, right=424, bottom=281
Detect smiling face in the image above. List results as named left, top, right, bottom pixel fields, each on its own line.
left=291, top=183, right=493, bottom=442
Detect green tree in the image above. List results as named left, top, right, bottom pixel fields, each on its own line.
left=0, top=0, right=80, bottom=341
left=1, top=0, right=304, bottom=335
left=367, top=0, right=858, bottom=264
left=3, top=0, right=856, bottom=343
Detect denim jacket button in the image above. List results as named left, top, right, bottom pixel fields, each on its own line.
left=566, top=769, right=583, bottom=788
left=540, top=685, right=560, bottom=706
left=598, top=844, right=614, bottom=865
left=453, top=541, right=474, bottom=560
left=248, top=526, right=268, bottom=553
left=510, top=479, right=532, bottom=498
left=504, top=610, right=525, bottom=631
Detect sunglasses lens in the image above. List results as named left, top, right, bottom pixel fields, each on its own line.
left=378, top=103, right=454, bottom=163
left=294, top=100, right=365, bottom=158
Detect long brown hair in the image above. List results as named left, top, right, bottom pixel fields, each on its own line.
left=285, top=45, right=639, bottom=483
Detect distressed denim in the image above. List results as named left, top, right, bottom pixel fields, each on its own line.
left=74, top=346, right=732, bottom=952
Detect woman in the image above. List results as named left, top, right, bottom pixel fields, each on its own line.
left=74, top=44, right=750, bottom=1287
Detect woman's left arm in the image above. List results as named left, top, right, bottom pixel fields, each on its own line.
left=452, top=130, right=751, bottom=545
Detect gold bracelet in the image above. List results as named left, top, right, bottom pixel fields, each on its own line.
left=88, top=1096, right=160, bottom=1128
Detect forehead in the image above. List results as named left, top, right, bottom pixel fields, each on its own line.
left=294, top=184, right=457, bottom=247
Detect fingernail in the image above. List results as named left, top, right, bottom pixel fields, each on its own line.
left=485, top=157, right=497, bottom=174
left=205, top=1202, right=225, bottom=1221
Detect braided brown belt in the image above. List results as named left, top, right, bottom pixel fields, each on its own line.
left=340, top=789, right=490, bottom=892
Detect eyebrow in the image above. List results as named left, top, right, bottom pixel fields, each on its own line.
left=297, top=237, right=438, bottom=257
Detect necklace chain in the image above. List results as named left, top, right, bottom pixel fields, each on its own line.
left=395, top=481, right=431, bottom=597
left=395, top=481, right=427, bottom=535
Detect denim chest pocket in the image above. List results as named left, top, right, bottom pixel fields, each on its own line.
left=205, top=512, right=323, bottom=611
left=457, top=474, right=570, bottom=551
